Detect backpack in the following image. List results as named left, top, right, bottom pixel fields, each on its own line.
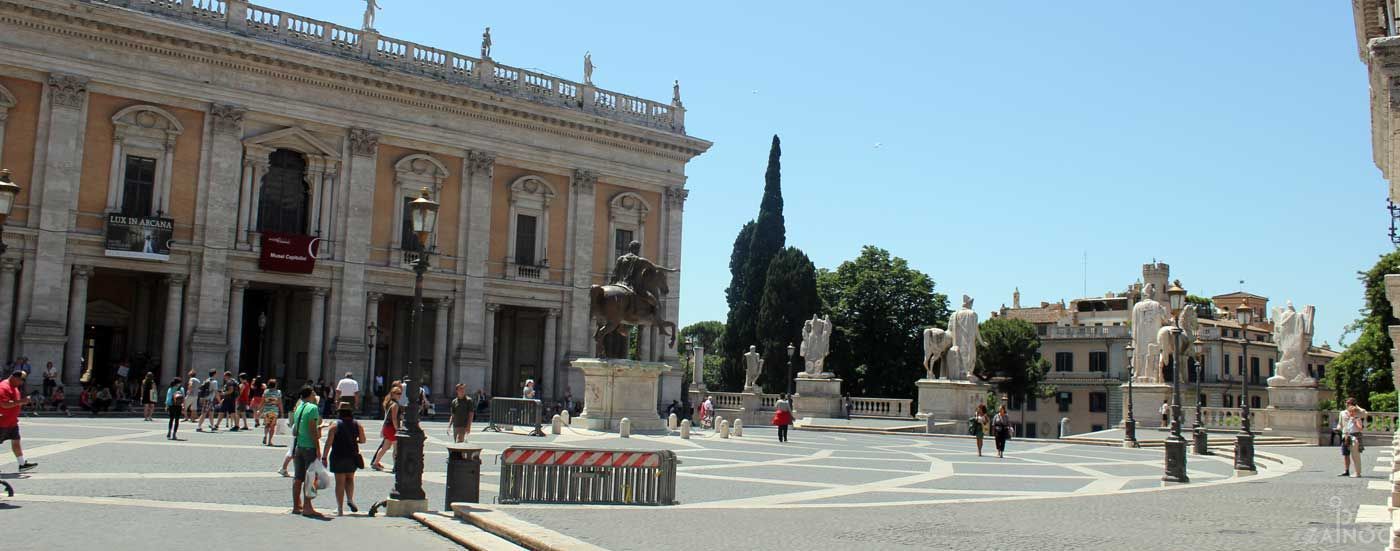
left=172, top=389, right=185, bottom=408
left=198, top=380, right=210, bottom=398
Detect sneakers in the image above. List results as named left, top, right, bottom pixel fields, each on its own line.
left=18, top=462, right=37, bottom=472
left=277, top=468, right=288, bottom=477
left=230, top=427, right=240, bottom=432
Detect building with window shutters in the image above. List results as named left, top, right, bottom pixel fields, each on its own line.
left=0, top=0, right=710, bottom=407
left=993, top=263, right=1337, bottom=438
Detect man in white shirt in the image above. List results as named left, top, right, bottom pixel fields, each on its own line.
left=335, top=372, right=360, bottom=411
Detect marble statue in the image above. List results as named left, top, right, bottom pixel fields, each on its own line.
left=743, top=345, right=762, bottom=391
left=673, top=80, right=682, bottom=104
left=584, top=51, right=595, bottom=85
left=481, top=27, right=492, bottom=59
left=1130, top=283, right=1171, bottom=383
left=362, top=0, right=380, bottom=31
left=922, top=327, right=953, bottom=380
left=1270, top=302, right=1317, bottom=386
left=944, top=295, right=983, bottom=380
left=799, top=315, right=833, bottom=378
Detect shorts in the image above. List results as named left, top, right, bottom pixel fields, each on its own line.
left=381, top=424, right=397, bottom=442
left=0, top=426, right=18, bottom=443
left=1343, top=434, right=1364, bottom=456
left=292, top=447, right=318, bottom=481
left=221, top=398, right=237, bottom=414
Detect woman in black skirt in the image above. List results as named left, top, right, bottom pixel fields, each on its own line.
left=992, top=404, right=1013, bottom=459
left=322, top=401, right=366, bottom=516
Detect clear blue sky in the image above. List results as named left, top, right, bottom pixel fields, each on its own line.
left=282, top=0, right=1384, bottom=346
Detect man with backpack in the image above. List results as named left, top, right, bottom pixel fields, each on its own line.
left=183, top=370, right=201, bottom=423
left=197, top=370, right=220, bottom=431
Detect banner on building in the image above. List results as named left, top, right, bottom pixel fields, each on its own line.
left=104, top=213, right=173, bottom=261
left=260, top=231, right=320, bottom=274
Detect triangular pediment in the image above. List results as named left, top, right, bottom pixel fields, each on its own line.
left=244, top=127, right=341, bottom=159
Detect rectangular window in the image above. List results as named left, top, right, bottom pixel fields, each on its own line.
left=514, top=214, right=537, bottom=265
left=1026, top=395, right=1038, bottom=412
left=1238, top=355, right=1244, bottom=376
left=1088, top=351, right=1108, bottom=372
left=1024, top=423, right=1038, bottom=439
left=1223, top=354, right=1230, bottom=374
left=1010, top=394, right=1024, bottom=411
left=614, top=229, right=634, bottom=261
left=1036, top=325, right=1047, bottom=336
left=1268, top=358, right=1275, bottom=379
left=1055, top=352, right=1073, bottom=372
left=1318, top=365, right=1326, bottom=379
left=400, top=197, right=421, bottom=251
left=1057, top=392, right=1072, bottom=412
left=1250, top=357, right=1260, bottom=385
left=121, top=155, right=157, bottom=216
left=1089, top=392, right=1106, bottom=413
left=1251, top=395, right=1261, bottom=409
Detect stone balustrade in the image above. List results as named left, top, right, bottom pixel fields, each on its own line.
left=849, top=397, right=913, bottom=419
left=1181, top=406, right=1257, bottom=429
left=1045, top=325, right=1130, bottom=339
left=85, top=0, right=686, bottom=133
left=704, top=392, right=744, bottom=410
left=1325, top=410, right=1399, bottom=434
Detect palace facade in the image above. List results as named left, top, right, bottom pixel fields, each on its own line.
left=0, top=0, right=710, bottom=405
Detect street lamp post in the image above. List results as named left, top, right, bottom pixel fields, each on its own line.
left=0, top=170, right=23, bottom=257
left=1162, top=286, right=1189, bottom=483
left=366, top=322, right=378, bottom=415
left=1233, top=299, right=1256, bottom=473
left=1191, top=337, right=1209, bottom=455
left=1124, top=341, right=1139, bottom=448
left=786, top=343, right=796, bottom=396
left=390, top=188, right=439, bottom=507
left=257, top=312, right=267, bottom=377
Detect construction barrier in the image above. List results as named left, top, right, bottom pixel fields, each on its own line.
left=485, top=397, right=545, bottom=436
left=497, top=446, right=679, bottom=506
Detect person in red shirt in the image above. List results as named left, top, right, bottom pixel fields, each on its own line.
left=0, top=371, right=37, bottom=472
left=236, top=373, right=252, bottom=431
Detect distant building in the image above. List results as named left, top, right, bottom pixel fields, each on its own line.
left=991, top=263, right=1337, bottom=438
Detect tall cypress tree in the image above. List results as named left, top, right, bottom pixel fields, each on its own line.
left=741, top=136, right=787, bottom=353
left=720, top=221, right=756, bottom=390
left=756, top=247, right=820, bottom=393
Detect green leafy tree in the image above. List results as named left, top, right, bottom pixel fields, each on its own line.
left=680, top=321, right=726, bottom=396
left=818, top=246, right=950, bottom=398
left=721, top=222, right=756, bottom=390
left=756, top=247, right=821, bottom=393
left=1327, top=250, right=1400, bottom=407
left=1186, top=295, right=1215, bottom=319
left=974, top=317, right=1050, bottom=401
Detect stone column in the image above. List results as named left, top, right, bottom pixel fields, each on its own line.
left=188, top=104, right=247, bottom=371
left=0, top=259, right=19, bottom=363
left=567, top=170, right=598, bottom=358
left=459, top=151, right=495, bottom=389
left=431, top=298, right=449, bottom=396
left=308, top=287, right=328, bottom=383
left=543, top=308, right=559, bottom=401
left=226, top=279, right=248, bottom=373
left=19, top=74, right=88, bottom=369
left=160, top=275, right=186, bottom=384
left=63, top=265, right=92, bottom=384
left=330, top=129, right=379, bottom=384
left=483, top=303, right=498, bottom=395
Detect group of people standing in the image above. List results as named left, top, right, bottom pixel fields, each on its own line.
left=970, top=403, right=1013, bottom=458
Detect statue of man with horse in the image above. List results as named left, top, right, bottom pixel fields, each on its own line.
left=591, top=241, right=678, bottom=358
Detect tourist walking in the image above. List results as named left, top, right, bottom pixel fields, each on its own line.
left=0, top=371, right=36, bottom=472
left=323, top=401, right=366, bottom=516
left=371, top=385, right=402, bottom=471
left=262, top=380, right=284, bottom=446
left=1339, top=397, right=1367, bottom=478
left=183, top=370, right=201, bottom=422
left=1159, top=401, right=1169, bottom=428
left=772, top=394, right=793, bottom=443
left=289, top=385, right=324, bottom=518
left=220, top=372, right=240, bottom=431
left=972, top=403, right=990, bottom=457
left=699, top=395, right=714, bottom=429
left=449, top=384, right=474, bottom=443
left=335, top=372, right=360, bottom=411
left=165, top=378, right=184, bottom=440
left=236, top=374, right=252, bottom=431
left=992, top=404, right=1013, bottom=459
left=196, top=370, right=219, bottom=431
left=250, top=377, right=265, bottom=428
left=140, top=372, right=158, bottom=421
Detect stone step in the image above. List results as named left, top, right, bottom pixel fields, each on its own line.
left=415, top=511, right=528, bottom=551
left=451, top=504, right=611, bottom=551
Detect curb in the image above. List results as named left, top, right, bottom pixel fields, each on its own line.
left=450, top=504, right=610, bottom=551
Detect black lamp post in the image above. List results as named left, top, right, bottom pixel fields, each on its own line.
left=257, top=311, right=267, bottom=377
left=0, top=170, right=22, bottom=257
left=1233, top=299, right=1256, bottom=473
left=1191, top=337, right=1209, bottom=455
left=786, top=343, right=796, bottom=396
left=390, top=188, right=439, bottom=505
left=1124, top=341, right=1138, bottom=448
left=1162, top=284, right=1189, bottom=483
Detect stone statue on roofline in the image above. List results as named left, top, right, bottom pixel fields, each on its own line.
left=481, top=27, right=492, bottom=59
left=362, top=0, right=380, bottom=31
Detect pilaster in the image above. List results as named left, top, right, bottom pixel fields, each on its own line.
left=567, top=169, right=597, bottom=358
left=189, top=104, right=246, bottom=372
left=332, top=128, right=379, bottom=374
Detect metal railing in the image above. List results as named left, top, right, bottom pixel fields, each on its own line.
left=484, top=397, right=545, bottom=436
left=498, top=447, right=678, bottom=505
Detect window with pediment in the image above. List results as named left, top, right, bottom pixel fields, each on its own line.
left=391, top=154, right=449, bottom=263
left=506, top=176, right=556, bottom=269
left=106, top=105, right=183, bottom=217
left=607, top=191, right=650, bottom=274
left=257, top=149, right=309, bottom=234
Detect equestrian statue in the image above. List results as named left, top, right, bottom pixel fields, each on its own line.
left=591, top=241, right=678, bottom=358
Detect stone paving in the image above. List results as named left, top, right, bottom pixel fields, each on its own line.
left=0, top=416, right=1386, bottom=550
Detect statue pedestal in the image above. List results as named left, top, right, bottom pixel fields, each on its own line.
left=915, top=379, right=987, bottom=421
left=1129, top=383, right=1172, bottom=429
left=1266, top=385, right=1324, bottom=445
left=572, top=358, right=672, bottom=433
left=793, top=377, right=844, bottom=419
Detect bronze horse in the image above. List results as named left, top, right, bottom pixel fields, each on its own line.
left=590, top=266, right=677, bottom=358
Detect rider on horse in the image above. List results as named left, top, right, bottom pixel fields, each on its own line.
left=611, top=241, right=675, bottom=313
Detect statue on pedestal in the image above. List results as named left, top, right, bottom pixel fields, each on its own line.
left=799, top=315, right=832, bottom=378
left=584, top=51, right=595, bottom=85
left=944, top=295, right=983, bottom=380
left=1131, top=283, right=1171, bottom=383
left=481, top=27, right=492, bottom=59
left=1156, top=303, right=1197, bottom=383
left=743, top=345, right=762, bottom=391
left=361, top=0, right=380, bottom=31
left=1270, top=302, right=1317, bottom=386
left=590, top=241, right=677, bottom=358
left=922, top=327, right=952, bottom=380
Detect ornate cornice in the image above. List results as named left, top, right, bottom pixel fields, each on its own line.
left=348, top=128, right=380, bottom=157
left=0, top=2, right=710, bottom=162
left=46, top=72, right=87, bottom=110
left=210, top=103, right=245, bottom=136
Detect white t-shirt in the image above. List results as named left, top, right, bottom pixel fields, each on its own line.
left=207, top=377, right=221, bottom=395
left=186, top=377, right=201, bottom=399
left=336, top=377, right=359, bottom=398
